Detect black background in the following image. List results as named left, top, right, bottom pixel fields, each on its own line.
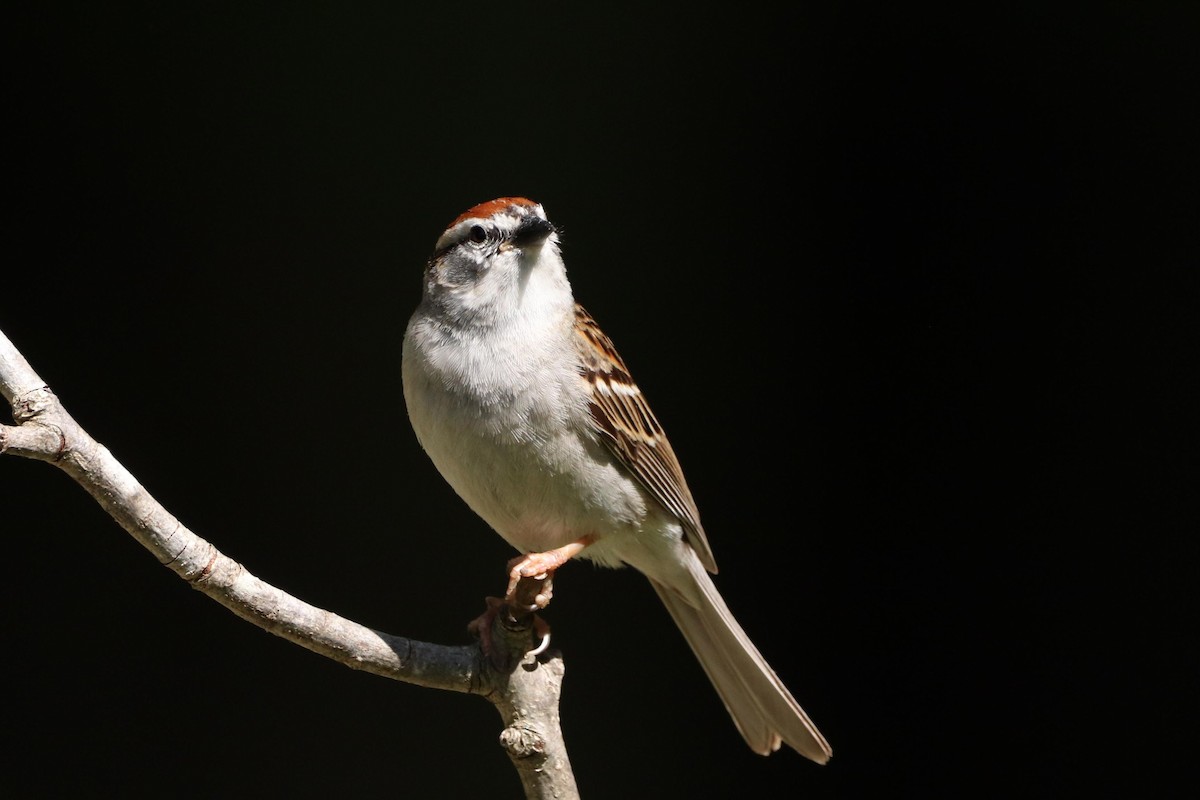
left=3, top=3, right=1196, bottom=798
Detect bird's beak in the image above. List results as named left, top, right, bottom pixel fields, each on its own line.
left=511, top=215, right=557, bottom=248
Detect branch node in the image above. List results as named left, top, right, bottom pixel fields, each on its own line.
left=11, top=386, right=55, bottom=423
left=196, top=550, right=220, bottom=582
left=499, top=722, right=547, bottom=759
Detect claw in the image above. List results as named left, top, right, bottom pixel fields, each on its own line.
left=467, top=596, right=507, bottom=667
left=468, top=596, right=552, bottom=670
left=527, top=616, right=552, bottom=657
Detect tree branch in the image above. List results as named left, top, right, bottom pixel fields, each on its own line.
left=1, top=326, right=579, bottom=799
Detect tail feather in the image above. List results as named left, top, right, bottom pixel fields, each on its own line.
left=648, top=558, right=832, bottom=763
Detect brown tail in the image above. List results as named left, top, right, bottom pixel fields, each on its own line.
left=648, top=558, right=832, bottom=763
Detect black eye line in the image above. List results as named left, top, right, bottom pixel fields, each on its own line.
left=429, top=221, right=507, bottom=260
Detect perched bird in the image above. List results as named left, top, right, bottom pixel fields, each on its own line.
left=401, top=197, right=831, bottom=763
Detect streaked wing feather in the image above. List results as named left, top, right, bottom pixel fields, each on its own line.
left=574, top=305, right=717, bottom=573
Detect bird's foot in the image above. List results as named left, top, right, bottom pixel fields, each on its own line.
left=468, top=595, right=552, bottom=671
left=504, top=535, right=596, bottom=608
left=470, top=538, right=595, bottom=671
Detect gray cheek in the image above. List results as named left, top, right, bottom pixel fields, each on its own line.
left=434, top=243, right=505, bottom=287
left=436, top=258, right=480, bottom=289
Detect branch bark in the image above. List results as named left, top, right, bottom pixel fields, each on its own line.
left=0, top=326, right=579, bottom=799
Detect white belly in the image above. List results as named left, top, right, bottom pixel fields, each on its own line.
left=401, top=327, right=651, bottom=564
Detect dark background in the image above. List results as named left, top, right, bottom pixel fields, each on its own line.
left=3, top=3, right=1196, bottom=798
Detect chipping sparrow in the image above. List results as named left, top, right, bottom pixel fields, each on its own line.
left=401, top=197, right=832, bottom=763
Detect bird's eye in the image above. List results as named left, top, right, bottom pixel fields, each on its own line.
left=468, top=225, right=488, bottom=244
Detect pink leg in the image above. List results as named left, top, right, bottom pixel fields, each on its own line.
left=505, top=535, right=596, bottom=609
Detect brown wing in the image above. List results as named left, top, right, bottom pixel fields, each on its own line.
left=574, top=304, right=717, bottom=574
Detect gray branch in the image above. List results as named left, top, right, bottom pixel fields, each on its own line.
left=0, top=326, right=579, bottom=800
